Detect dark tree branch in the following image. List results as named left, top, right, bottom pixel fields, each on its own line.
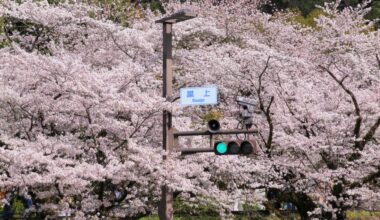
left=266, top=96, right=274, bottom=113
left=339, top=75, right=349, bottom=84
left=255, top=124, right=267, bottom=149
left=54, top=180, right=64, bottom=199
left=256, top=57, right=274, bottom=153
left=83, top=104, right=93, bottom=125
left=113, top=111, right=159, bottom=151
left=30, top=26, right=42, bottom=52
left=272, top=63, right=317, bottom=139
left=361, top=117, right=380, bottom=147
left=129, top=111, right=159, bottom=139
left=278, top=90, right=316, bottom=138
left=53, top=93, right=62, bottom=100
left=362, top=167, right=380, bottom=185
left=109, top=32, right=134, bottom=59
left=113, top=139, right=128, bottom=151
left=320, top=150, right=338, bottom=170
left=319, top=65, right=363, bottom=149
left=259, top=56, right=271, bottom=79
left=376, top=54, right=380, bottom=70
left=3, top=17, right=14, bottom=44
left=350, top=166, right=380, bottom=188
left=301, top=149, right=319, bottom=172
left=265, top=96, right=274, bottom=151
left=142, top=123, right=155, bottom=138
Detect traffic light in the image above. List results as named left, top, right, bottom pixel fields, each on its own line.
left=214, top=140, right=256, bottom=155
left=206, top=119, right=257, bottom=155
left=208, top=119, right=220, bottom=133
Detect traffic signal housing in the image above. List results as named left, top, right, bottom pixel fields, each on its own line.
left=214, top=140, right=256, bottom=155
left=208, top=119, right=220, bottom=133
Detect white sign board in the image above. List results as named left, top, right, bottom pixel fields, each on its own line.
left=180, top=86, right=218, bottom=106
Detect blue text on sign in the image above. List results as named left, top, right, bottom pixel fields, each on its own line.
left=180, top=86, right=218, bottom=106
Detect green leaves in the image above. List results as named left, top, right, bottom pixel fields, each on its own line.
left=83, top=0, right=164, bottom=27
left=264, top=0, right=380, bottom=29
left=2, top=16, right=53, bottom=52
left=288, top=8, right=326, bottom=28
left=366, top=0, right=380, bottom=28
left=0, top=16, right=11, bottom=48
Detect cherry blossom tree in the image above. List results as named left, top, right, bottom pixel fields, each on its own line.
left=0, top=0, right=379, bottom=219
left=168, top=1, right=380, bottom=219
left=0, top=1, right=171, bottom=218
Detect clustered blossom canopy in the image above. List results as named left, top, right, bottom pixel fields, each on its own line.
left=0, top=0, right=379, bottom=219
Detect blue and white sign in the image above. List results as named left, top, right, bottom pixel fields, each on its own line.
left=180, top=86, right=218, bottom=106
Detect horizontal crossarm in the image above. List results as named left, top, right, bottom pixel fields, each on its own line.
left=178, top=147, right=214, bottom=155
left=173, top=129, right=258, bottom=137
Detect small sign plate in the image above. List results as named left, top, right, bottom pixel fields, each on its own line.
left=180, top=86, right=218, bottom=106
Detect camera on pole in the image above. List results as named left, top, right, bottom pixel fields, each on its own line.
left=236, top=96, right=256, bottom=129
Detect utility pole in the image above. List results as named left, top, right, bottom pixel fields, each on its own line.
left=156, top=9, right=197, bottom=220
left=156, top=10, right=259, bottom=219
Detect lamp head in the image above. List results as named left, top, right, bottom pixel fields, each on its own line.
left=156, top=9, right=197, bottom=24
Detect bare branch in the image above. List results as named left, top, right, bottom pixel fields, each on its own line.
left=128, top=112, right=158, bottom=139
left=114, top=139, right=128, bottom=151
left=265, top=97, right=274, bottom=151
left=376, top=54, right=380, bottom=70
left=362, top=166, right=380, bottom=185
left=259, top=56, right=271, bottom=79
left=256, top=57, right=274, bottom=153
left=319, top=65, right=362, bottom=147
left=266, top=96, right=274, bottom=114
left=84, top=105, right=92, bottom=125
left=113, top=111, right=160, bottom=151
left=339, top=75, right=349, bottom=84
left=257, top=56, right=271, bottom=112
left=361, top=116, right=380, bottom=147
left=255, top=127, right=267, bottom=152
left=30, top=28, right=41, bottom=52
left=109, top=32, right=134, bottom=59
left=301, top=149, right=319, bottom=172
left=350, top=166, right=380, bottom=188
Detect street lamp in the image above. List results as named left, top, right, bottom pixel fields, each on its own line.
left=156, top=9, right=196, bottom=220
left=155, top=9, right=197, bottom=24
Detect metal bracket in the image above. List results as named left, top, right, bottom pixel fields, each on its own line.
left=173, top=129, right=258, bottom=155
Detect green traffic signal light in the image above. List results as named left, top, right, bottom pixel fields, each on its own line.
left=214, top=140, right=257, bottom=155
left=215, top=141, right=227, bottom=155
